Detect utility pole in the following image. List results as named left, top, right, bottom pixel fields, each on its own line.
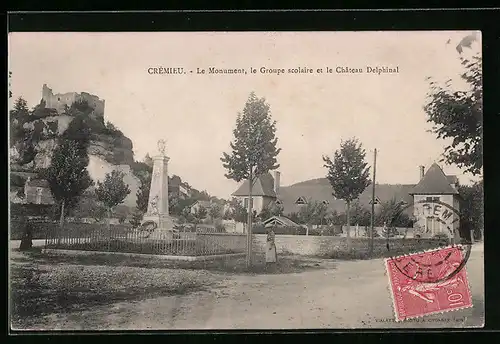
left=369, top=148, right=377, bottom=256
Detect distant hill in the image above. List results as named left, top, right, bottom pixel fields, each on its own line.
left=278, top=177, right=415, bottom=215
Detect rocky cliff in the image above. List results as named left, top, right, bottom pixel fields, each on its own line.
left=11, top=97, right=140, bottom=208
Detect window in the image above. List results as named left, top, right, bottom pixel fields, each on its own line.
left=425, top=196, right=440, bottom=202
left=295, top=197, right=307, bottom=205
left=426, top=217, right=441, bottom=235
left=243, top=198, right=249, bottom=208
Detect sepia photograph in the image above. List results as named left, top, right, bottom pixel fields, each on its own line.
left=8, top=31, right=483, bottom=330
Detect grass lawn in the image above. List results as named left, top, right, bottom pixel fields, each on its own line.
left=10, top=248, right=328, bottom=329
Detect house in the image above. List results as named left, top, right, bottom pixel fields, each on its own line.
left=263, top=216, right=301, bottom=228
left=231, top=163, right=461, bottom=238
left=23, top=177, right=55, bottom=205
left=231, top=171, right=280, bottom=213
left=168, top=175, right=190, bottom=199
left=189, top=200, right=213, bottom=215
left=409, top=164, right=461, bottom=239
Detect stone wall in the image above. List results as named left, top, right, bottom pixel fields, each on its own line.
left=252, top=234, right=444, bottom=257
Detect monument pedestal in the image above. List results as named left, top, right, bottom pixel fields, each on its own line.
left=142, top=214, right=175, bottom=231
left=141, top=144, right=175, bottom=231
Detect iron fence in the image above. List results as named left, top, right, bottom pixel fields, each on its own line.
left=45, top=224, right=246, bottom=256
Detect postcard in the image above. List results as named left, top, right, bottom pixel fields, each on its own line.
left=8, top=30, right=483, bottom=330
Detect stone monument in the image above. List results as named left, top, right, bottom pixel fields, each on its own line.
left=142, top=139, right=174, bottom=230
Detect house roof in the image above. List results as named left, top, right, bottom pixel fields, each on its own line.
left=232, top=172, right=277, bottom=197
left=409, top=163, right=459, bottom=195
left=263, top=216, right=300, bottom=227
left=26, top=178, right=50, bottom=188
left=276, top=178, right=415, bottom=215
left=191, top=200, right=212, bottom=208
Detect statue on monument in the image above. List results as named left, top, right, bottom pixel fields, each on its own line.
left=157, top=139, right=167, bottom=156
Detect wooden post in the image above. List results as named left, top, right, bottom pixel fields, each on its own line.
left=246, top=173, right=253, bottom=268
left=369, top=148, right=377, bottom=256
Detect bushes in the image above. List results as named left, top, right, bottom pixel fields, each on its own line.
left=10, top=203, right=56, bottom=219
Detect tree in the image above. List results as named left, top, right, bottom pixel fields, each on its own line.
left=208, top=203, right=223, bottom=224
left=95, top=170, right=131, bottom=231
left=229, top=199, right=248, bottom=227
left=298, top=200, right=327, bottom=236
left=375, top=198, right=409, bottom=227
left=221, top=92, right=281, bottom=267
left=192, top=206, right=208, bottom=229
left=424, top=48, right=482, bottom=175
left=269, top=202, right=284, bottom=217
left=323, top=138, right=371, bottom=251
left=458, top=180, right=483, bottom=240
left=131, top=156, right=153, bottom=214
left=350, top=201, right=371, bottom=227
left=42, top=139, right=93, bottom=238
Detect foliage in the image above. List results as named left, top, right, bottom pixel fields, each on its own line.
left=128, top=209, right=142, bottom=228
left=69, top=192, right=107, bottom=223
left=221, top=92, right=281, bottom=183
left=350, top=201, right=371, bottom=226
left=228, top=198, right=248, bottom=223
left=41, top=128, right=94, bottom=226
left=325, top=210, right=346, bottom=226
left=208, top=203, right=223, bottom=222
left=323, top=138, right=371, bottom=249
left=323, top=138, right=371, bottom=203
left=10, top=203, right=57, bottom=219
left=95, top=170, right=131, bottom=211
left=375, top=198, right=413, bottom=227
left=424, top=53, right=482, bottom=175
left=131, top=155, right=153, bottom=213
left=458, top=180, right=483, bottom=239
left=10, top=97, right=30, bottom=147
left=296, top=200, right=328, bottom=235
left=192, top=206, right=208, bottom=224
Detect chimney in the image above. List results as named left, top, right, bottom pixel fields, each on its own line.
left=274, top=171, right=280, bottom=195
left=419, top=166, right=425, bottom=180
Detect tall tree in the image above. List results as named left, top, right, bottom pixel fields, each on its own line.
left=42, top=139, right=93, bottom=238
left=221, top=92, right=281, bottom=267
left=95, top=170, right=131, bottom=231
left=323, top=138, right=371, bottom=251
left=424, top=38, right=482, bottom=175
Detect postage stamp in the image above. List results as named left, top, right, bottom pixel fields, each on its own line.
left=385, top=245, right=473, bottom=322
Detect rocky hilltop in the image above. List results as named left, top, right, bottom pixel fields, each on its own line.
left=10, top=86, right=140, bottom=207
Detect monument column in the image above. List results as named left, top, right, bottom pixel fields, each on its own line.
left=142, top=140, right=174, bottom=230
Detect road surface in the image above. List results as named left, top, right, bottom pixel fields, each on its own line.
left=15, top=242, right=483, bottom=330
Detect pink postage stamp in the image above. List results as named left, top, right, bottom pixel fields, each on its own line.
left=385, top=245, right=473, bottom=322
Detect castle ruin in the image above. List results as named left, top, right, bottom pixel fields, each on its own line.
left=41, top=84, right=105, bottom=117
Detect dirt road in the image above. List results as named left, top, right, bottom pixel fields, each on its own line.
left=25, top=243, right=483, bottom=330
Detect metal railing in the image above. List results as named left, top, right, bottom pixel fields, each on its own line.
left=45, top=225, right=246, bottom=256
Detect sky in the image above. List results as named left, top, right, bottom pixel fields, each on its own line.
left=9, top=31, right=482, bottom=199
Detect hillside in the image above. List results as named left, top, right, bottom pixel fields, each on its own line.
left=279, top=177, right=415, bottom=214
left=10, top=95, right=140, bottom=207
